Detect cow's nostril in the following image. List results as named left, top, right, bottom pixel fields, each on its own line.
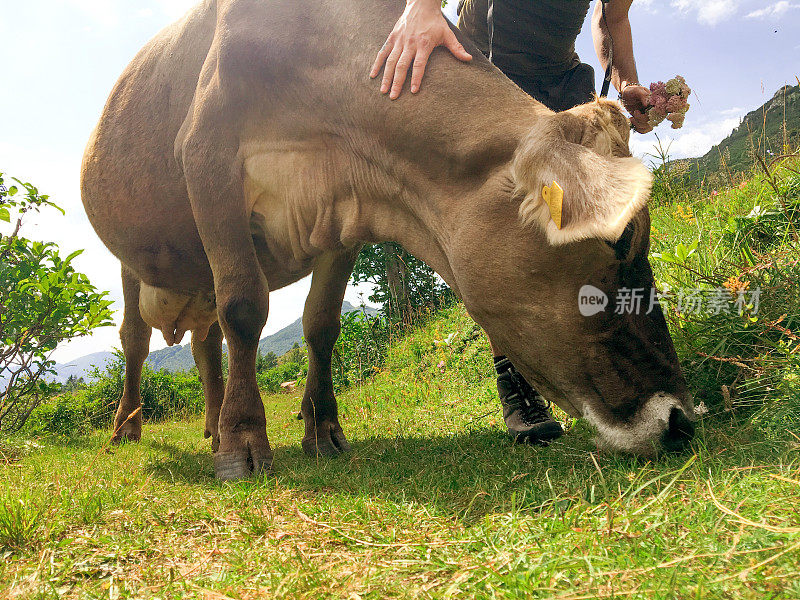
left=662, top=406, right=695, bottom=452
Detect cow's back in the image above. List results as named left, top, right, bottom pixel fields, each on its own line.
left=81, top=0, right=218, bottom=290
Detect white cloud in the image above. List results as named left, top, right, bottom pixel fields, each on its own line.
left=671, top=0, right=739, bottom=25
left=745, top=1, right=800, bottom=18
left=630, top=114, right=743, bottom=161
left=632, top=0, right=658, bottom=13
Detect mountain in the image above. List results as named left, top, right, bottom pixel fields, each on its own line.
left=49, top=300, right=377, bottom=381
left=678, top=84, right=800, bottom=184
left=47, top=351, right=117, bottom=384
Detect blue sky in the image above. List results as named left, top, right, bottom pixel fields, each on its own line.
left=2, top=0, right=799, bottom=363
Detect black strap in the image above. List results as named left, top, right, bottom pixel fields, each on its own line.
left=487, top=0, right=495, bottom=63
left=600, top=0, right=613, bottom=98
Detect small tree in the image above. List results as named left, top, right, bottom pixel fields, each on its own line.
left=351, top=242, right=450, bottom=324
left=0, top=173, right=114, bottom=434
left=283, top=341, right=303, bottom=366
left=257, top=351, right=278, bottom=372
left=61, top=374, right=86, bottom=393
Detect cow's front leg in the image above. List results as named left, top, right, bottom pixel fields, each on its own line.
left=191, top=322, right=224, bottom=452
left=182, top=131, right=272, bottom=480
left=301, top=249, right=360, bottom=456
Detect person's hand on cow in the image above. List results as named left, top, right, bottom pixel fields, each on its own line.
left=370, top=0, right=471, bottom=99
left=620, top=84, right=653, bottom=134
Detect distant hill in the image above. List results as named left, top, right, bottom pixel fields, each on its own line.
left=48, top=351, right=116, bottom=384
left=679, top=84, right=800, bottom=184
left=50, top=300, right=377, bottom=381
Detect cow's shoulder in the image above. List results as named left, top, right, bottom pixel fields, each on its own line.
left=211, top=0, right=336, bottom=86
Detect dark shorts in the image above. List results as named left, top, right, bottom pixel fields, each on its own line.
left=506, top=63, right=596, bottom=112
left=456, top=0, right=595, bottom=112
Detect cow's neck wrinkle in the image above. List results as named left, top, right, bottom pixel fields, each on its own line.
left=242, top=142, right=460, bottom=290
left=241, top=98, right=542, bottom=294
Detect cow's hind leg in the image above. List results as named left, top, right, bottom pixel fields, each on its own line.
left=191, top=322, right=224, bottom=452
left=301, top=248, right=360, bottom=457
left=111, top=265, right=152, bottom=444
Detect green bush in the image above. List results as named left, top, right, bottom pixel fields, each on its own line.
left=332, top=310, right=394, bottom=391
left=0, top=174, right=113, bottom=434
left=256, top=361, right=307, bottom=394
left=723, top=191, right=800, bottom=253
left=23, top=353, right=203, bottom=436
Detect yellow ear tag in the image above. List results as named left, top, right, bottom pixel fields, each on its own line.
left=542, top=181, right=564, bottom=229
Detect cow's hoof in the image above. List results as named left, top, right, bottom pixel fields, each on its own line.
left=214, top=431, right=273, bottom=480
left=302, top=422, right=351, bottom=457
left=204, top=429, right=221, bottom=453
left=111, top=421, right=141, bottom=445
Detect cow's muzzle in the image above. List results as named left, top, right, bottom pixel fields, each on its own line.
left=661, top=405, right=696, bottom=453
left=584, top=392, right=696, bottom=456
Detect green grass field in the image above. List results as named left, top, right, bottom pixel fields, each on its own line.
left=3, top=302, right=800, bottom=598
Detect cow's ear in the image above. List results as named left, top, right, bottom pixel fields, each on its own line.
left=513, top=124, right=652, bottom=246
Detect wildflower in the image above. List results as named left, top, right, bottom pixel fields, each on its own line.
left=652, top=94, right=668, bottom=114
left=738, top=181, right=748, bottom=190
left=667, top=112, right=686, bottom=129
left=644, top=75, right=692, bottom=130
left=647, top=109, right=663, bottom=127
left=665, top=76, right=690, bottom=97
left=650, top=81, right=667, bottom=96
left=672, top=205, right=695, bottom=223
left=723, top=275, right=750, bottom=296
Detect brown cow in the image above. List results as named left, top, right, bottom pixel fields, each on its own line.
left=81, top=0, right=695, bottom=480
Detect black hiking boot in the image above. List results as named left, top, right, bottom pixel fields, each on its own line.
left=494, top=356, right=564, bottom=445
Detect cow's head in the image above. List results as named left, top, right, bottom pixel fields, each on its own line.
left=456, top=99, right=694, bottom=456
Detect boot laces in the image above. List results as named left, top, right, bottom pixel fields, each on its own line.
left=505, top=369, right=552, bottom=426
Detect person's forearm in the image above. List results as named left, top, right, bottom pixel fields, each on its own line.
left=592, top=2, right=640, bottom=92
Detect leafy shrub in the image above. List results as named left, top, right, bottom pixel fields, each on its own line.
left=86, top=353, right=203, bottom=422
left=723, top=198, right=800, bottom=252
left=256, top=361, right=307, bottom=394
left=23, top=353, right=203, bottom=436
left=0, top=174, right=113, bottom=434
left=332, top=310, right=394, bottom=390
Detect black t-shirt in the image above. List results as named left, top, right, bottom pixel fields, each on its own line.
left=457, top=0, right=595, bottom=110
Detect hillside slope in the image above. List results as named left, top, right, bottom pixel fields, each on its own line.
left=681, top=84, right=799, bottom=183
